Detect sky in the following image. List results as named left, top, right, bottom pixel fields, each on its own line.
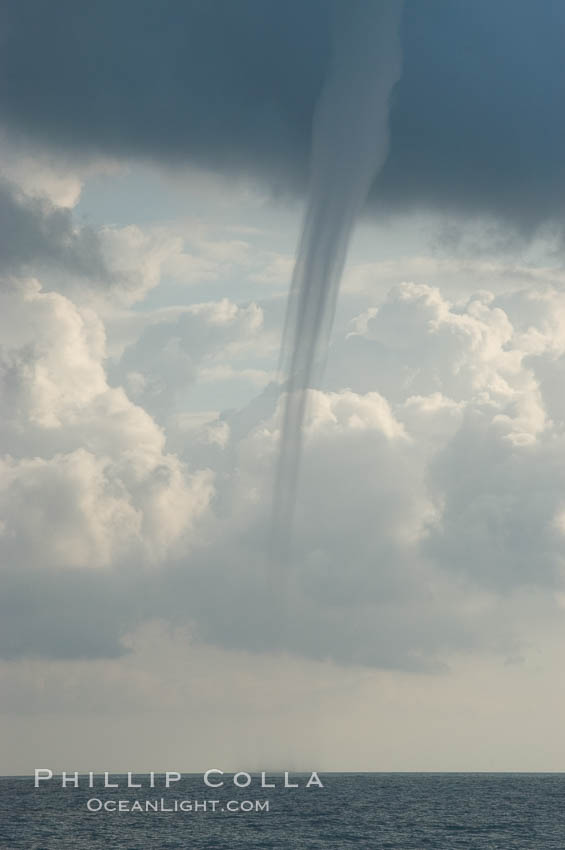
left=2, top=0, right=565, bottom=773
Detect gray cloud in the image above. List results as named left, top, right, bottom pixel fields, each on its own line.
left=0, top=180, right=106, bottom=278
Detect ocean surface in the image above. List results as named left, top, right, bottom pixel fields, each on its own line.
left=2, top=773, right=565, bottom=849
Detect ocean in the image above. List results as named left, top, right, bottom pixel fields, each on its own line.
left=2, top=773, right=564, bottom=849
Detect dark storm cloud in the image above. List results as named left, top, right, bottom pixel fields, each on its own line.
left=0, top=0, right=329, bottom=190
left=1, top=1, right=564, bottom=231
left=381, top=0, right=565, bottom=230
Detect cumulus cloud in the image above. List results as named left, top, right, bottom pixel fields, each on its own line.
left=113, top=299, right=266, bottom=417
left=330, top=283, right=548, bottom=443
left=0, top=174, right=244, bottom=309
left=172, top=280, right=565, bottom=667
left=0, top=182, right=565, bottom=670
left=2, top=261, right=565, bottom=671
left=0, top=178, right=165, bottom=305
left=0, top=279, right=214, bottom=575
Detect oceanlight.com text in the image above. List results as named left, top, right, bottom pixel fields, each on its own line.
left=86, top=798, right=270, bottom=814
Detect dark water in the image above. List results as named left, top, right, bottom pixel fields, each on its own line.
left=2, top=773, right=565, bottom=849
